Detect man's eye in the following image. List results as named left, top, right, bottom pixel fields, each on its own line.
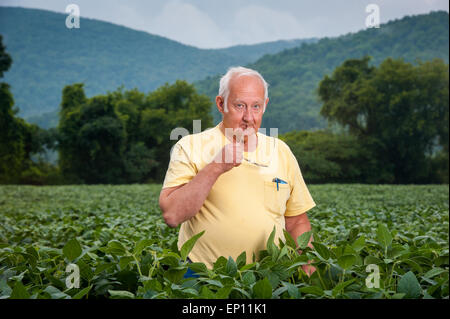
left=236, top=104, right=244, bottom=108
left=253, top=105, right=260, bottom=109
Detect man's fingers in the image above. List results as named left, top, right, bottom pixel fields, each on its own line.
left=233, top=143, right=243, bottom=165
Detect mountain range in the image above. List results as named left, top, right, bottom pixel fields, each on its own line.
left=0, top=6, right=316, bottom=123
left=0, top=7, right=448, bottom=133
left=195, top=10, right=449, bottom=133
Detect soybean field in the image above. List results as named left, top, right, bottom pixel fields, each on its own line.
left=0, top=184, right=448, bottom=299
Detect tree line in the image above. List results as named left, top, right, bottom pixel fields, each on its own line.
left=195, top=11, right=449, bottom=134
left=0, top=35, right=448, bottom=185
left=280, top=56, right=448, bottom=184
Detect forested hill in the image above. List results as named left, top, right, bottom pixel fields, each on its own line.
left=0, top=6, right=316, bottom=119
left=195, top=11, right=449, bottom=133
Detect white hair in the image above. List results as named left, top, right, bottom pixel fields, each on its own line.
left=218, top=66, right=269, bottom=112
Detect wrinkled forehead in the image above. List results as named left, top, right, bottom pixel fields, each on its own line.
left=228, top=74, right=266, bottom=97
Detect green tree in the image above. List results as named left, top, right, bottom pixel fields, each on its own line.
left=318, top=56, right=449, bottom=183
left=58, top=80, right=213, bottom=184
left=0, top=34, right=57, bottom=184
left=59, top=85, right=127, bottom=184
left=139, top=80, right=213, bottom=181
left=280, top=130, right=373, bottom=183
left=58, top=83, right=87, bottom=183
left=0, top=35, right=29, bottom=183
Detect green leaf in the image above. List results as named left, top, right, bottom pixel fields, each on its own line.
left=119, top=256, right=134, bottom=270
left=397, top=271, right=421, bottom=299
left=284, top=282, right=300, bottom=298
left=423, top=291, right=434, bottom=299
left=423, top=267, right=447, bottom=279
left=201, top=279, right=223, bottom=288
left=160, top=256, right=180, bottom=267
left=188, top=262, right=207, bottom=274
left=376, top=224, right=393, bottom=250
left=72, top=286, right=92, bottom=299
left=236, top=251, right=247, bottom=269
left=297, top=231, right=312, bottom=250
left=231, top=287, right=251, bottom=299
left=182, top=288, right=199, bottom=297
left=402, top=259, right=423, bottom=273
left=133, top=239, right=152, bottom=255
left=242, top=272, right=256, bottom=286
left=240, top=262, right=257, bottom=272
left=77, top=259, right=94, bottom=281
left=283, top=230, right=297, bottom=249
left=213, top=256, right=228, bottom=271
left=266, top=226, right=279, bottom=260
left=180, top=231, right=205, bottom=261
left=10, top=282, right=30, bottom=299
left=312, top=242, right=330, bottom=260
left=63, top=238, right=82, bottom=261
left=273, top=286, right=288, bottom=297
left=299, top=286, right=324, bottom=296
left=226, top=256, right=237, bottom=277
left=343, top=245, right=356, bottom=255
left=332, top=279, right=355, bottom=297
left=106, top=240, right=127, bottom=256
left=277, top=245, right=289, bottom=261
left=94, top=263, right=113, bottom=275
left=351, top=236, right=366, bottom=252
left=364, top=255, right=382, bottom=265
left=252, top=277, right=273, bottom=299
left=337, top=255, right=356, bottom=270
left=108, top=290, right=135, bottom=299
left=216, top=286, right=233, bottom=299
left=43, top=286, right=70, bottom=299
left=348, top=227, right=360, bottom=242
left=200, top=286, right=215, bottom=298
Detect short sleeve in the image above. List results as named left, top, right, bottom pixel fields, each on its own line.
left=284, top=146, right=316, bottom=217
left=162, top=139, right=198, bottom=189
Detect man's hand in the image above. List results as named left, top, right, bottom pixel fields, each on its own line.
left=212, top=140, right=244, bottom=173
left=302, top=261, right=316, bottom=277
left=212, top=127, right=250, bottom=174
left=160, top=128, right=251, bottom=228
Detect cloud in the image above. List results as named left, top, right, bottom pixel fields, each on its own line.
left=231, top=4, right=308, bottom=44
left=147, top=0, right=231, bottom=48
left=1, top=0, right=448, bottom=48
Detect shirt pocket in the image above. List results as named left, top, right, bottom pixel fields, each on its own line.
left=264, top=181, right=291, bottom=216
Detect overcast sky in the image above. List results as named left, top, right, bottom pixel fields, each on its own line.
left=1, top=0, right=448, bottom=48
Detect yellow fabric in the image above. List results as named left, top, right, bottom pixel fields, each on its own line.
left=162, top=122, right=316, bottom=268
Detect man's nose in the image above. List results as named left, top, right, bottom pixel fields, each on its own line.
left=242, top=106, right=254, bottom=122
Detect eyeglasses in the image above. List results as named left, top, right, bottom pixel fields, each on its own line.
left=242, top=137, right=276, bottom=168
left=244, top=158, right=269, bottom=167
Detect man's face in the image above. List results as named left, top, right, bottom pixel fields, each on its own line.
left=216, top=74, right=269, bottom=141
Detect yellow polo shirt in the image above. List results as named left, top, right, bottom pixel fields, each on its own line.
left=162, top=122, right=316, bottom=268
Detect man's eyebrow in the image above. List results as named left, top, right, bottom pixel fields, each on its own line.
left=233, top=99, right=264, bottom=104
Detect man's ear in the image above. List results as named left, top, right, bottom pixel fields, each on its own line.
left=263, top=97, right=269, bottom=113
left=216, top=96, right=225, bottom=114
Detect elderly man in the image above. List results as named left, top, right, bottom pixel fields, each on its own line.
left=159, top=66, right=316, bottom=275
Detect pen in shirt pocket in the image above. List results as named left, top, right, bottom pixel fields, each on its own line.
left=272, top=177, right=287, bottom=191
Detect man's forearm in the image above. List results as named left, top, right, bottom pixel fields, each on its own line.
left=162, top=162, right=223, bottom=227
left=286, top=216, right=316, bottom=276
left=286, top=217, right=314, bottom=253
